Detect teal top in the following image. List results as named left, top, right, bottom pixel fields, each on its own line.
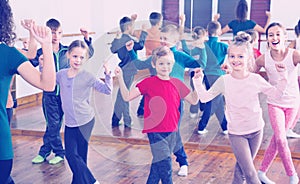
left=129, top=46, right=199, bottom=82
left=204, top=36, right=228, bottom=76
left=0, top=43, right=27, bottom=160
left=181, top=40, right=207, bottom=69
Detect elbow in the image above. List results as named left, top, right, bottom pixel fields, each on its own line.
left=43, top=82, right=56, bottom=92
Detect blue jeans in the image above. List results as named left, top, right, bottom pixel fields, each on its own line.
left=65, top=118, right=96, bottom=184
left=147, top=132, right=177, bottom=184
left=198, top=75, right=227, bottom=131
left=39, top=94, right=65, bottom=158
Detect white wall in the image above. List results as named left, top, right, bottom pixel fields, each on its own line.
left=10, top=0, right=161, bottom=98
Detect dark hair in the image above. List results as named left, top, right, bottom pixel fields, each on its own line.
left=192, top=26, right=206, bottom=40
left=119, top=16, right=132, bottom=33
left=46, top=18, right=61, bottom=31
left=244, top=29, right=258, bottom=44
left=266, top=22, right=286, bottom=38
left=295, top=19, right=300, bottom=37
left=207, top=21, right=220, bottom=36
left=0, top=0, right=16, bottom=46
left=149, top=12, right=162, bottom=26
left=229, top=32, right=255, bottom=71
left=68, top=40, right=89, bottom=58
left=236, top=0, right=248, bottom=22
left=152, top=46, right=174, bottom=65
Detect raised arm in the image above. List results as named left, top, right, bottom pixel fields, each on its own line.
left=19, top=19, right=38, bottom=59
left=80, top=28, right=94, bottom=58
left=114, top=66, right=141, bottom=101
left=17, top=24, right=55, bottom=91
left=253, top=11, right=271, bottom=34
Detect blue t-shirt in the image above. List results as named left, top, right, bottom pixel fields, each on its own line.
left=228, top=19, right=257, bottom=36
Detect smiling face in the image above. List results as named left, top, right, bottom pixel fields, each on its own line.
left=228, top=45, right=250, bottom=72
left=67, top=47, right=87, bottom=71
left=266, top=25, right=287, bottom=51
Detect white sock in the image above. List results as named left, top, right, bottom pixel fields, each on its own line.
left=290, top=173, right=299, bottom=184
left=94, top=180, right=100, bottom=184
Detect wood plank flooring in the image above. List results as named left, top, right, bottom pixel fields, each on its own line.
left=11, top=135, right=300, bottom=184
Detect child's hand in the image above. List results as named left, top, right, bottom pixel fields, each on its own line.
left=114, top=66, right=123, bottom=77
left=275, top=63, right=286, bottom=72
left=131, top=14, right=137, bottom=21
left=213, top=14, right=220, bottom=21
left=80, top=28, right=89, bottom=40
left=125, top=40, right=134, bottom=51
left=221, top=63, right=231, bottom=74
left=31, top=25, right=52, bottom=44
left=193, top=68, right=204, bottom=79
left=103, top=62, right=111, bottom=74
left=21, top=19, right=35, bottom=31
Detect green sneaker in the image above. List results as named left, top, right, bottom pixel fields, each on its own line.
left=32, top=155, right=45, bottom=164
left=49, top=156, right=64, bottom=165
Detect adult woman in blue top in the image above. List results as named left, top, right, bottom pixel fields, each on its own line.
left=215, top=0, right=271, bottom=36
left=0, top=1, right=55, bottom=183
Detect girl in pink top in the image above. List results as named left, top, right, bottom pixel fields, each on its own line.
left=193, top=32, right=287, bottom=184
left=255, top=22, right=300, bottom=184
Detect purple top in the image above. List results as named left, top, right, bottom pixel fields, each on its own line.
left=57, top=69, right=112, bottom=127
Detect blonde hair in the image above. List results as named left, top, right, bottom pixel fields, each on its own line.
left=152, top=46, right=175, bottom=65
left=228, top=32, right=255, bottom=72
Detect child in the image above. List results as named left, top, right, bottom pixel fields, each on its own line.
left=196, top=21, right=228, bottom=135
left=56, top=40, right=111, bottom=184
left=181, top=26, right=208, bottom=118
left=193, top=32, right=288, bottom=184
left=255, top=22, right=300, bottom=184
left=136, top=12, right=163, bottom=118
left=129, top=24, right=200, bottom=176
left=110, top=15, right=148, bottom=128
left=31, top=18, right=94, bottom=165
left=115, top=46, right=198, bottom=184
left=0, top=1, right=56, bottom=182
left=244, top=29, right=262, bottom=59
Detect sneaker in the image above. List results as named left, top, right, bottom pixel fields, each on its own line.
left=32, top=155, right=45, bottom=164
left=177, top=165, right=188, bottom=177
left=189, top=113, right=198, bottom=119
left=124, top=122, right=133, bottom=128
left=222, top=130, right=228, bottom=135
left=258, top=170, right=275, bottom=184
left=290, top=173, right=299, bottom=184
left=49, top=156, right=64, bottom=165
left=286, top=129, right=300, bottom=138
left=94, top=181, right=100, bottom=184
left=197, top=129, right=208, bottom=135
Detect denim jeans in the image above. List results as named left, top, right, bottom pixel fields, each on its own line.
left=147, top=132, right=177, bottom=184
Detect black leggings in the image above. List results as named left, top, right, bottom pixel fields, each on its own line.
left=0, top=159, right=13, bottom=184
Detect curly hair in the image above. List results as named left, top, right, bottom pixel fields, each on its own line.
left=0, top=0, right=16, bottom=46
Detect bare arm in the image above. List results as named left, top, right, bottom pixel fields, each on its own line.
left=17, top=24, right=55, bottom=91
left=221, top=25, right=231, bottom=35
left=19, top=19, right=38, bottom=59
left=184, top=90, right=199, bottom=105
left=293, top=49, right=300, bottom=66
left=288, top=40, right=296, bottom=49
left=254, top=11, right=271, bottom=34
left=253, top=54, right=265, bottom=73
left=114, top=67, right=141, bottom=101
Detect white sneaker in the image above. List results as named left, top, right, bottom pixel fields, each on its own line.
left=94, top=181, right=100, bottom=184
left=177, top=165, right=188, bottom=176
left=258, top=170, right=275, bottom=184
left=222, top=130, right=228, bottom=135
left=189, top=113, right=198, bottom=119
left=290, top=173, right=299, bottom=184
left=197, top=129, right=208, bottom=135
left=286, top=129, right=300, bottom=138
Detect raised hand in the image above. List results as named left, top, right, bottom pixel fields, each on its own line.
left=103, top=62, right=111, bottom=74
left=21, top=19, right=35, bottom=31
left=30, top=25, right=52, bottom=45
left=193, top=68, right=204, bottom=79
left=125, top=40, right=134, bottom=51
left=80, top=27, right=89, bottom=40
left=114, top=66, right=123, bottom=77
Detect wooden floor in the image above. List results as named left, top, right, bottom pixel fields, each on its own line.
left=9, top=71, right=300, bottom=183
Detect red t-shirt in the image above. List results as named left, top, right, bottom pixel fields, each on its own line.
left=253, top=48, right=262, bottom=59
left=136, top=76, right=190, bottom=133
